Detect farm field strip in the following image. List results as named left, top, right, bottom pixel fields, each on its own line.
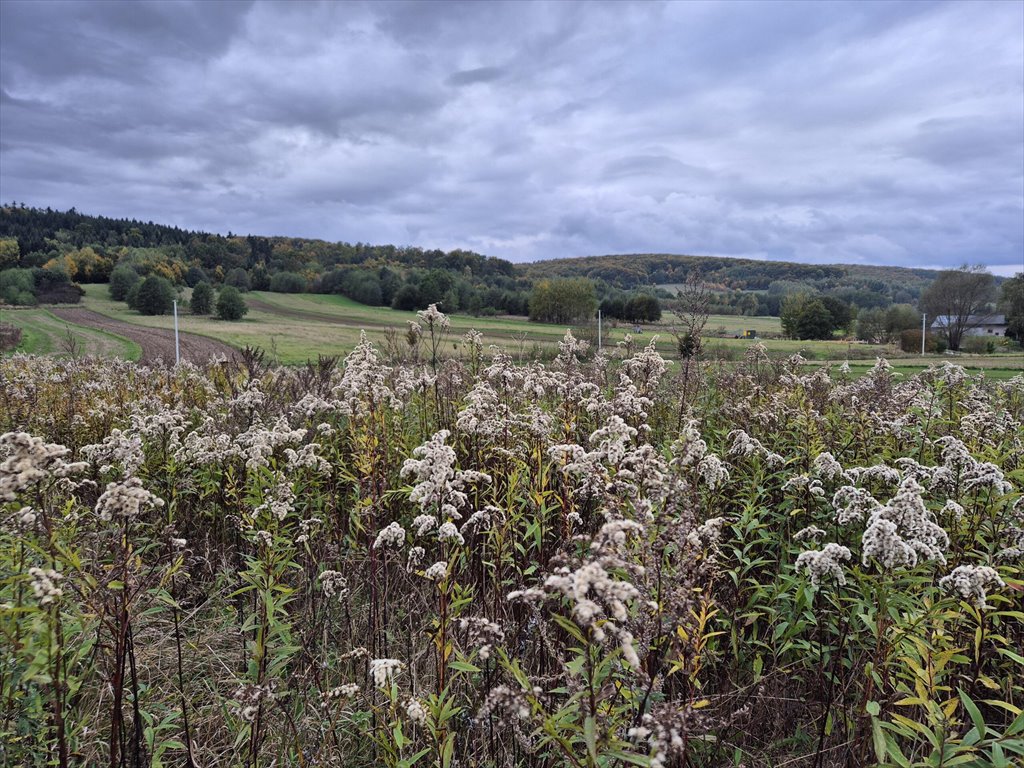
left=0, top=306, right=141, bottom=360
left=48, top=307, right=235, bottom=365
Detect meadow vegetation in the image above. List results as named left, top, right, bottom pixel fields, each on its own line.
left=1, top=304, right=1022, bottom=768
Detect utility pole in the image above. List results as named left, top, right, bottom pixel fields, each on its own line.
left=173, top=300, right=180, bottom=365
left=921, top=313, right=926, bottom=356
left=597, top=309, right=602, bottom=351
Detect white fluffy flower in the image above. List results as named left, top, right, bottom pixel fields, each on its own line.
left=939, top=565, right=1005, bottom=609
left=374, top=521, right=406, bottom=550
left=405, top=698, right=427, bottom=725
left=437, top=521, right=465, bottom=545
left=861, top=478, right=948, bottom=570
left=28, top=567, right=64, bottom=605
left=423, top=561, right=448, bottom=581
left=369, top=658, right=403, bottom=688
left=796, top=543, right=852, bottom=586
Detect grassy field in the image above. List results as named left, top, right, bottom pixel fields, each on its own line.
left=807, top=359, right=1023, bottom=381
left=43, top=284, right=1022, bottom=377
left=0, top=306, right=141, bottom=360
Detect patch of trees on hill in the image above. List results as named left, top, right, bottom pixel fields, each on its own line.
left=521, top=252, right=941, bottom=312
left=1, top=204, right=532, bottom=315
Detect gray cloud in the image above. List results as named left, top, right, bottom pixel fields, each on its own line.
left=0, top=0, right=1021, bottom=274
left=447, top=67, right=506, bottom=87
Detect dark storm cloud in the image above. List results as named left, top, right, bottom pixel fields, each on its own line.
left=0, top=0, right=1021, bottom=273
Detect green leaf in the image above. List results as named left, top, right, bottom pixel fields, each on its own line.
left=398, top=747, right=432, bottom=768
left=602, top=749, right=651, bottom=766
left=990, top=741, right=1009, bottom=768
left=584, top=715, right=598, bottom=762
left=959, top=688, right=985, bottom=739
left=871, top=717, right=887, bottom=764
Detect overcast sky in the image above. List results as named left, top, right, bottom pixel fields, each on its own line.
left=1, top=0, right=1021, bottom=273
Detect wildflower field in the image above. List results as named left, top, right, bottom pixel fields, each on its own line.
left=1, top=306, right=1022, bottom=768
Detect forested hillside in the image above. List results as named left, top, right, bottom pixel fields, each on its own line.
left=1, top=204, right=954, bottom=318
left=522, top=252, right=942, bottom=310
left=0, top=204, right=531, bottom=315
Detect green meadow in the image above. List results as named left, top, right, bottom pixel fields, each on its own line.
left=3, top=284, right=1019, bottom=378
left=0, top=305, right=141, bottom=360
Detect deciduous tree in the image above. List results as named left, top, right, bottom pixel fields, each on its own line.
left=919, top=265, right=996, bottom=351
left=999, top=272, right=1023, bottom=342
left=190, top=281, right=213, bottom=315
left=134, top=275, right=175, bottom=316
left=109, top=265, right=141, bottom=301
left=217, top=285, right=248, bottom=321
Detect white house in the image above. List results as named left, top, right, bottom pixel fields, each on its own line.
left=930, top=314, right=1008, bottom=337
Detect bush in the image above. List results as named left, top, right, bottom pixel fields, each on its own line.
left=899, top=329, right=940, bottom=353
left=961, top=335, right=997, bottom=354
left=782, top=296, right=835, bottom=340
left=125, top=282, right=141, bottom=310
left=134, top=275, right=175, bottom=316
left=624, top=294, right=662, bottom=323
left=190, top=281, right=214, bottom=315
left=0, top=323, right=21, bottom=351
left=343, top=270, right=383, bottom=305
left=0, top=268, right=35, bottom=305
left=216, top=285, right=248, bottom=321
left=268, top=272, right=307, bottom=293
left=109, top=265, right=141, bottom=301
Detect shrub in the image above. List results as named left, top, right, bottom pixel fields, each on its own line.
left=125, top=282, right=141, bottom=310
left=961, top=335, right=997, bottom=354
left=529, top=278, right=597, bottom=323
left=0, top=323, right=22, bottom=350
left=392, top=283, right=422, bottom=311
left=185, top=265, right=209, bottom=287
left=216, top=285, right=248, bottom=320
left=0, top=268, right=35, bottom=305
left=899, top=329, right=940, bottom=353
left=781, top=294, right=837, bottom=339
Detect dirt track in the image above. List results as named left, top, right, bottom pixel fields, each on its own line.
left=49, top=308, right=236, bottom=365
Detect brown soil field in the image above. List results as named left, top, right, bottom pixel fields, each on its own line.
left=50, top=308, right=236, bottom=365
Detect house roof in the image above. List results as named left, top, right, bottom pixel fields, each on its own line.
left=930, top=313, right=1006, bottom=327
